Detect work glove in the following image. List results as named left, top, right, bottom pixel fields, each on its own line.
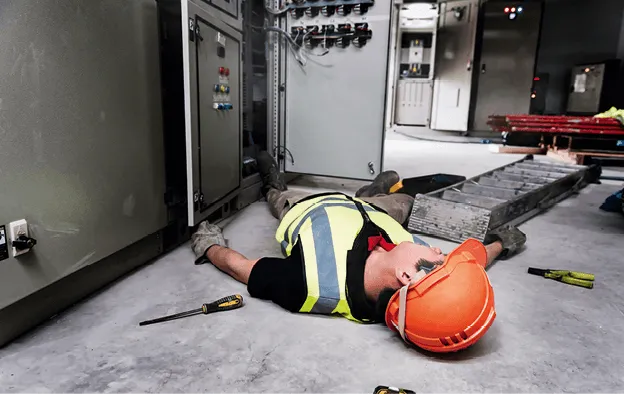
left=484, top=226, right=526, bottom=258
left=192, top=221, right=228, bottom=265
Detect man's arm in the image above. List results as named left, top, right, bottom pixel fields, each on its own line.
left=483, top=226, right=527, bottom=268
left=206, top=245, right=259, bottom=284
left=484, top=241, right=504, bottom=268
left=205, top=245, right=308, bottom=313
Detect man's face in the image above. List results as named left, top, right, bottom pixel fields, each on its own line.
left=387, top=242, right=444, bottom=286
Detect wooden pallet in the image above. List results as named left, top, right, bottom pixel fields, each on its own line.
left=489, top=145, right=547, bottom=155
left=547, top=148, right=624, bottom=165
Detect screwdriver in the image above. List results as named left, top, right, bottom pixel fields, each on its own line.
left=139, top=294, right=243, bottom=326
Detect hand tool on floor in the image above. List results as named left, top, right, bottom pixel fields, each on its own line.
left=527, top=268, right=595, bottom=289
left=139, top=294, right=243, bottom=326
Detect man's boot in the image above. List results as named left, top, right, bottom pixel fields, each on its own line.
left=192, top=222, right=227, bottom=265
left=485, top=226, right=527, bottom=258
left=356, top=171, right=400, bottom=198
left=257, top=151, right=287, bottom=196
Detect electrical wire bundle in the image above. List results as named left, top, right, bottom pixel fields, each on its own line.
left=263, top=0, right=329, bottom=66
left=265, top=26, right=329, bottom=66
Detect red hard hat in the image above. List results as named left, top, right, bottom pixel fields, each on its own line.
left=385, top=238, right=496, bottom=352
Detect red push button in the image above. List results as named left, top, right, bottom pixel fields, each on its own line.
left=219, top=67, right=225, bottom=75
left=224, top=68, right=230, bottom=76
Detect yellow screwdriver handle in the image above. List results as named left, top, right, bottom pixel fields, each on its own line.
left=202, top=294, right=244, bottom=314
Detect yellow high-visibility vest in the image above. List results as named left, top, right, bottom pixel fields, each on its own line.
left=275, top=193, right=428, bottom=322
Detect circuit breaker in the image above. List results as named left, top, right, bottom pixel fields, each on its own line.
left=272, top=0, right=391, bottom=180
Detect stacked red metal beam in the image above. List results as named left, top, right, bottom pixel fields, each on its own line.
left=488, top=115, right=624, bottom=136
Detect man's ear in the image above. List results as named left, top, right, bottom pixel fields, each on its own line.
left=395, top=267, right=412, bottom=286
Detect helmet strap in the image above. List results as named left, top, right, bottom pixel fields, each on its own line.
left=396, top=270, right=426, bottom=343
left=397, top=284, right=409, bottom=342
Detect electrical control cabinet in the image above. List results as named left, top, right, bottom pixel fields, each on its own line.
left=189, top=0, right=242, bottom=31
left=272, top=0, right=392, bottom=180
left=388, top=1, right=543, bottom=135
left=566, top=61, right=620, bottom=115
left=183, top=0, right=243, bottom=225
left=390, top=3, right=438, bottom=128
left=430, top=0, right=479, bottom=132
left=0, top=0, right=176, bottom=347
left=471, top=1, right=542, bottom=131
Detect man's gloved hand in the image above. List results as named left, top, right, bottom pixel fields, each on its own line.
left=484, top=226, right=526, bottom=258
left=192, top=221, right=228, bottom=265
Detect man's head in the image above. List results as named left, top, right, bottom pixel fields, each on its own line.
left=366, top=242, right=444, bottom=321
left=366, top=242, right=444, bottom=295
left=384, top=239, right=496, bottom=352
left=380, top=242, right=444, bottom=286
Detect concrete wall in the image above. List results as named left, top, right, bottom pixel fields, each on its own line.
left=0, top=0, right=167, bottom=311
left=535, top=0, right=624, bottom=114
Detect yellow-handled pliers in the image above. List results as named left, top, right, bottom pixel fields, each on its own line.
left=528, top=267, right=595, bottom=289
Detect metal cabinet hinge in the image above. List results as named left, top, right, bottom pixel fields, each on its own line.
left=193, top=191, right=205, bottom=211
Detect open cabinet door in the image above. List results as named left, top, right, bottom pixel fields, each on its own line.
left=430, top=0, right=478, bottom=132
left=278, top=0, right=392, bottom=180
left=183, top=1, right=242, bottom=225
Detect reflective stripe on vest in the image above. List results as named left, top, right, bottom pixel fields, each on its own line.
left=275, top=193, right=428, bottom=322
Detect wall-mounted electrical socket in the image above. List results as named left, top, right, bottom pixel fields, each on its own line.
left=9, top=219, right=30, bottom=257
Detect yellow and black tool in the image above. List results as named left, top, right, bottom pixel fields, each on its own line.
left=373, top=386, right=415, bottom=394
left=139, top=294, right=243, bottom=326
left=528, top=268, right=595, bottom=289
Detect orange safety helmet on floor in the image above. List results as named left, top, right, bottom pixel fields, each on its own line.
left=385, top=238, right=496, bottom=352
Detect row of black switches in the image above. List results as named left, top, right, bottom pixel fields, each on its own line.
left=290, top=4, right=369, bottom=18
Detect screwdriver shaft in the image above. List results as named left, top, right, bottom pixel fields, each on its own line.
left=139, top=307, right=203, bottom=326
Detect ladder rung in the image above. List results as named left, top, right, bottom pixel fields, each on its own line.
left=442, top=190, right=505, bottom=209
left=462, top=183, right=526, bottom=200
left=504, top=166, right=567, bottom=179
left=478, top=176, right=542, bottom=190
left=530, top=160, right=586, bottom=169
left=514, top=162, right=578, bottom=173
left=490, top=171, right=555, bottom=184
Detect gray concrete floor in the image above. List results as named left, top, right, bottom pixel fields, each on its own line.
left=2, top=134, right=624, bottom=392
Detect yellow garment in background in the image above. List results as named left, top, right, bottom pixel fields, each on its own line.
left=594, top=107, right=624, bottom=124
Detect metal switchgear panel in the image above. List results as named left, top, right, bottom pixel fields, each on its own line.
left=185, top=1, right=242, bottom=225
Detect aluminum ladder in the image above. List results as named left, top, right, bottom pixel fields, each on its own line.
left=408, top=155, right=601, bottom=242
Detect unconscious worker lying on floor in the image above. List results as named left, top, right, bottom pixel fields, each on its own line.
left=192, top=152, right=526, bottom=352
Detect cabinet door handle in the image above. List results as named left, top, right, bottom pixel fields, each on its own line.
left=481, top=63, right=486, bottom=74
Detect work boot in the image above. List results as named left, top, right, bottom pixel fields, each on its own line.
left=356, top=170, right=400, bottom=198
left=192, top=221, right=227, bottom=265
left=485, top=226, right=527, bottom=258
left=257, top=151, right=287, bottom=196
